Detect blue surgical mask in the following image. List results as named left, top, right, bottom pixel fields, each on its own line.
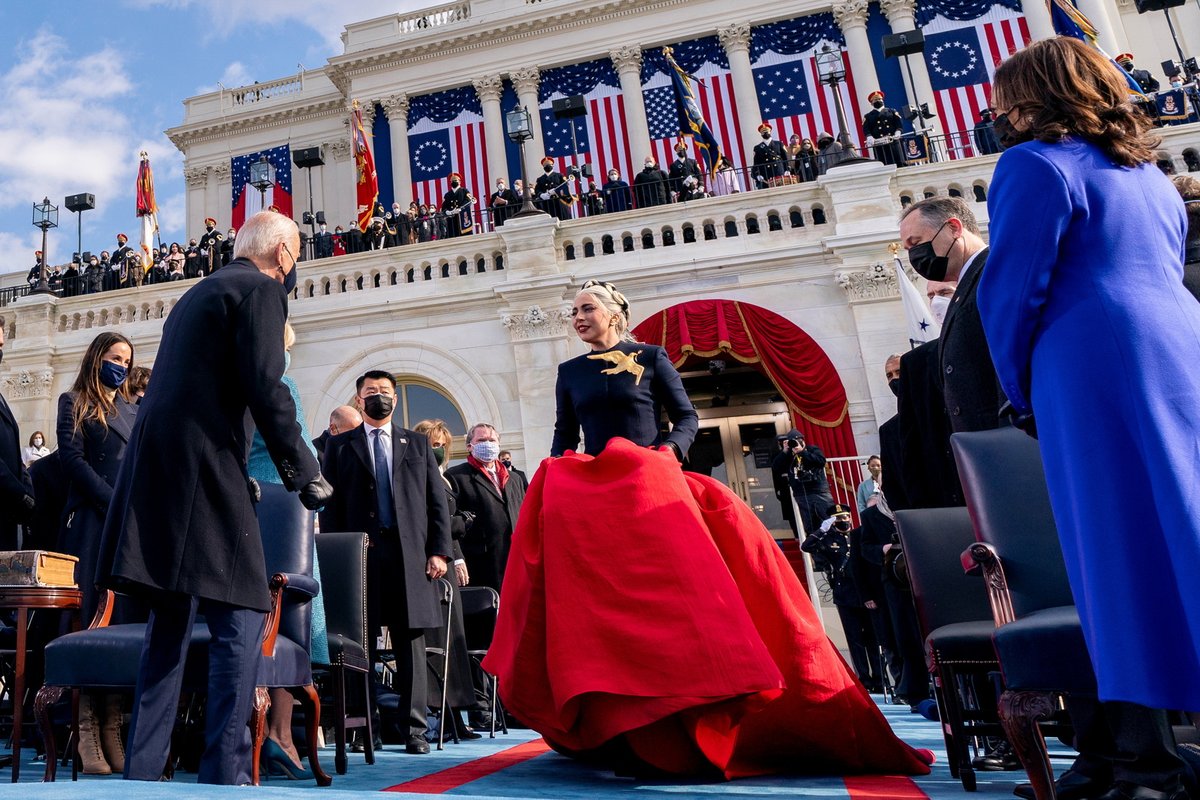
left=471, top=441, right=501, bottom=463
left=284, top=351, right=292, bottom=372
left=100, top=361, right=127, bottom=389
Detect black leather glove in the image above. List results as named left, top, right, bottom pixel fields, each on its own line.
left=22, top=494, right=35, bottom=511
left=298, top=474, right=334, bottom=511
left=459, top=509, right=476, bottom=530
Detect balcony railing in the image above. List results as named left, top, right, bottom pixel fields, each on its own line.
left=225, top=74, right=305, bottom=108
left=397, top=1, right=470, bottom=35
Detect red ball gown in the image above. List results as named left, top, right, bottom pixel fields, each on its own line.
left=482, top=341, right=932, bottom=778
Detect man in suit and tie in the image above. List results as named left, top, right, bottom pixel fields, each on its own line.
left=445, top=424, right=525, bottom=592
left=319, top=370, right=452, bottom=754
left=0, top=327, right=36, bottom=550
left=899, top=197, right=1002, bottom=436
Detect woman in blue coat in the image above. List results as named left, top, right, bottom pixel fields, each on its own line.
left=978, top=39, right=1199, bottom=715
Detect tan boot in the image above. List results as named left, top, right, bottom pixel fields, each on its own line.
left=100, top=694, right=125, bottom=774
left=77, top=693, right=112, bottom=775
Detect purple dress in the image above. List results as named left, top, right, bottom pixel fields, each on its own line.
left=977, top=137, right=1200, bottom=710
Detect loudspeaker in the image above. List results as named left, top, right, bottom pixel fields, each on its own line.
left=1134, top=0, right=1184, bottom=11
left=65, top=193, right=96, bottom=212
left=552, top=95, right=587, bottom=119
left=883, top=30, right=925, bottom=58
left=1162, top=60, right=1182, bottom=78
left=293, top=146, right=324, bottom=168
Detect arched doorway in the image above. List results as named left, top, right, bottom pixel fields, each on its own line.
left=633, top=299, right=859, bottom=538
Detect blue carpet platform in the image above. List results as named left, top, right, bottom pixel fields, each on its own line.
left=4, top=698, right=1050, bottom=799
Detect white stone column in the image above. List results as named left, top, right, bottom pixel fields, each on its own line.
left=880, top=0, right=947, bottom=139
left=472, top=75, right=510, bottom=189
left=183, top=166, right=208, bottom=239
left=511, top=67, right=545, bottom=180
left=327, top=139, right=356, bottom=228
left=834, top=0, right=883, bottom=111
left=380, top=93, right=412, bottom=206
left=1019, top=0, right=1057, bottom=41
left=609, top=46, right=651, bottom=168
left=718, top=23, right=764, bottom=167
left=1076, top=0, right=1125, bottom=54
left=212, top=162, right=231, bottom=230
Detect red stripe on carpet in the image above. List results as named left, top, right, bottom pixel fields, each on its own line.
left=382, top=738, right=553, bottom=794
left=844, top=775, right=931, bottom=799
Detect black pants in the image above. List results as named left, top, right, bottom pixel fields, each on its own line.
left=125, top=594, right=264, bottom=784
left=370, top=627, right=428, bottom=739
left=883, top=577, right=929, bottom=703
left=837, top=605, right=881, bottom=687
left=1067, top=696, right=1187, bottom=791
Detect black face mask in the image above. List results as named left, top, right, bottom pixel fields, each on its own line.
left=908, top=222, right=951, bottom=282
left=993, top=113, right=1031, bottom=150
left=889, top=377, right=901, bottom=398
left=834, top=520, right=852, bottom=532
left=872, top=101, right=884, bottom=109
left=451, top=181, right=460, bottom=188
left=362, top=394, right=394, bottom=421
left=543, top=165, right=553, bottom=173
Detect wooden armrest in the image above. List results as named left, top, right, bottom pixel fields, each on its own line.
left=261, top=573, right=287, bottom=658
left=961, top=542, right=1016, bottom=627
left=87, top=589, right=116, bottom=629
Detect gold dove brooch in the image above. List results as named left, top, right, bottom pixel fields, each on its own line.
left=587, top=349, right=645, bottom=385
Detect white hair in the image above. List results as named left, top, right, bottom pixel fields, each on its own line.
left=233, top=211, right=298, bottom=263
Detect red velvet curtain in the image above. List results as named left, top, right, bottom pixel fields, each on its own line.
left=633, top=300, right=858, bottom=462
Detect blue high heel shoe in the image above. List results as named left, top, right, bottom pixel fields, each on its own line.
left=260, top=738, right=313, bottom=781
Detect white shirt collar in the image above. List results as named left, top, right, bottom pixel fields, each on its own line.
left=957, top=247, right=986, bottom=281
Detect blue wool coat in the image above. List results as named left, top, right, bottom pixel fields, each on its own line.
left=977, top=137, right=1199, bottom=710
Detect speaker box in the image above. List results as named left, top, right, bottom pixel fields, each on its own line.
left=883, top=30, right=925, bottom=58
left=552, top=95, right=587, bottom=119
left=65, top=193, right=96, bottom=212
left=293, top=146, right=325, bottom=168
left=1134, top=0, right=1184, bottom=11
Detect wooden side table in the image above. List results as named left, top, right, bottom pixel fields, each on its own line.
left=0, top=586, right=81, bottom=782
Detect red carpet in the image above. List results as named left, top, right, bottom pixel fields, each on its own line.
left=845, top=775, right=932, bottom=798
left=382, top=738, right=554, bottom=793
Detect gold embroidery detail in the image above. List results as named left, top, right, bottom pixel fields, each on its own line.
left=588, top=349, right=645, bottom=385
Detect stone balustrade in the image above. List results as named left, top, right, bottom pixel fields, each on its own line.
left=396, top=1, right=471, bottom=34
left=226, top=74, right=306, bottom=107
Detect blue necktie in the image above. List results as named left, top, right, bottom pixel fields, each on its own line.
left=372, top=428, right=396, bottom=529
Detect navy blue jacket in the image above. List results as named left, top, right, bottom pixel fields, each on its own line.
left=551, top=341, right=698, bottom=458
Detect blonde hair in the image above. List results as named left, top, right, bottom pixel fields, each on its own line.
left=576, top=279, right=637, bottom=342
left=283, top=321, right=296, bottom=351
left=413, top=418, right=453, bottom=448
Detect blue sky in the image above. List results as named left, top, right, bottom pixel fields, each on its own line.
left=0, top=0, right=427, bottom=268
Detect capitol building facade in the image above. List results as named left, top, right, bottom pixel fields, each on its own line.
left=3, top=0, right=1199, bottom=537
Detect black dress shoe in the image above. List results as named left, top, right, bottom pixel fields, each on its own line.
left=1095, top=782, right=1188, bottom=800
left=1015, top=768, right=1116, bottom=800
left=974, top=739, right=1022, bottom=771
left=406, top=736, right=430, bottom=755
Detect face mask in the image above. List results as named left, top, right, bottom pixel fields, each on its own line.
left=834, top=519, right=852, bottom=532
left=675, top=150, right=686, bottom=159
left=872, top=101, right=884, bottom=109
left=497, top=184, right=505, bottom=191
left=362, top=393, right=394, bottom=421
left=500, top=459, right=512, bottom=469
left=451, top=181, right=460, bottom=188
left=432, top=446, right=447, bottom=466
left=930, top=294, right=952, bottom=326
left=543, top=164, right=553, bottom=173
left=1171, top=81, right=1183, bottom=89
left=908, top=222, right=951, bottom=282
left=889, top=378, right=901, bottom=398
left=283, top=351, right=292, bottom=372
left=609, top=174, right=618, bottom=181
left=761, top=132, right=771, bottom=140
left=993, top=112, right=1031, bottom=149
left=100, top=361, right=128, bottom=389
left=471, top=440, right=501, bottom=463
left=34, top=438, right=43, bottom=447
left=282, top=263, right=297, bottom=293
left=644, top=162, right=655, bottom=170
left=206, top=225, right=214, bottom=232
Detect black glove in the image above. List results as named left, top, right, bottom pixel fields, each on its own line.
left=298, top=474, right=334, bottom=510
left=22, top=494, right=35, bottom=511
left=247, top=477, right=261, bottom=504
left=459, top=509, right=476, bottom=530
left=999, top=401, right=1038, bottom=439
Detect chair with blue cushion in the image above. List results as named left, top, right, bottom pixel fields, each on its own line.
left=895, top=506, right=1003, bottom=792
left=34, top=482, right=331, bottom=786
left=952, top=427, right=1090, bottom=800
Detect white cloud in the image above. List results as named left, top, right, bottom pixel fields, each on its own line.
left=196, top=61, right=254, bottom=95
left=0, top=29, right=144, bottom=263
left=128, top=0, right=434, bottom=53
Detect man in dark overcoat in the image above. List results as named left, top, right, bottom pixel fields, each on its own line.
left=445, top=423, right=525, bottom=592
left=98, top=210, right=330, bottom=784
left=0, top=327, right=35, bottom=550
left=319, top=370, right=452, bottom=754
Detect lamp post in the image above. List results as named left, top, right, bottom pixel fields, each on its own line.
left=505, top=106, right=546, bottom=218
left=816, top=44, right=853, bottom=148
left=30, top=197, right=58, bottom=295
left=249, top=156, right=276, bottom=211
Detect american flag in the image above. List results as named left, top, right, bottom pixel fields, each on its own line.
left=408, top=86, right=490, bottom=212
left=231, top=144, right=293, bottom=228
left=642, top=38, right=745, bottom=172
left=752, top=47, right=864, bottom=149
left=923, top=6, right=1031, bottom=158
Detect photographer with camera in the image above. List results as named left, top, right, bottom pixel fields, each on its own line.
left=781, top=429, right=832, bottom=535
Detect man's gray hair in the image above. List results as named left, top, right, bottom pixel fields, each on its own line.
left=233, top=211, right=298, bottom=262
left=899, top=196, right=981, bottom=236
left=466, top=422, right=498, bottom=443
